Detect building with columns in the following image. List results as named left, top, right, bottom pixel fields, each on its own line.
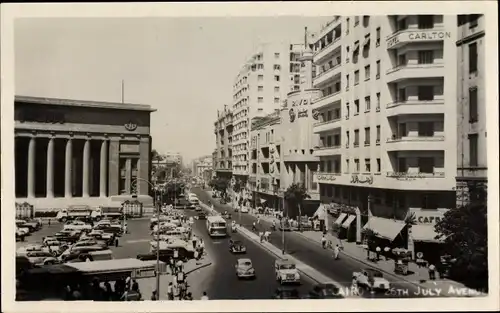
left=14, top=95, right=156, bottom=210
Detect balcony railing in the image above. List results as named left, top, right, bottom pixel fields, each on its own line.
left=316, top=145, right=341, bottom=150
left=387, top=135, right=445, bottom=143
left=386, top=63, right=444, bottom=75
left=386, top=99, right=443, bottom=108
left=315, top=63, right=341, bottom=80
left=313, top=117, right=341, bottom=127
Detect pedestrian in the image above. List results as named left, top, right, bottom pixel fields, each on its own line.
left=192, top=235, right=197, bottom=250
left=264, top=230, right=271, bottom=242
left=123, top=221, right=128, bottom=234
left=125, top=276, right=132, bottom=290
left=169, top=258, right=175, bottom=274
left=199, top=239, right=205, bottom=256
left=131, top=279, right=139, bottom=292
left=115, top=237, right=119, bottom=247
left=321, top=234, right=327, bottom=249
left=252, top=221, right=257, bottom=231
left=167, top=282, right=174, bottom=300
left=48, top=219, right=51, bottom=226
left=375, top=246, right=381, bottom=261
left=176, top=259, right=184, bottom=273
left=259, top=231, right=264, bottom=243
left=71, top=284, right=82, bottom=300
left=200, top=291, right=209, bottom=300
left=428, top=263, right=437, bottom=280
left=333, top=244, right=340, bottom=260
left=151, top=290, right=158, bottom=301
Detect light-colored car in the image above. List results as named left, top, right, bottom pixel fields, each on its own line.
left=25, top=250, right=59, bottom=266
left=240, top=207, right=249, bottom=213
left=352, top=268, right=391, bottom=292
left=16, top=228, right=28, bottom=241
left=63, top=220, right=92, bottom=232
left=235, top=258, right=256, bottom=279
left=16, top=244, right=44, bottom=257
left=275, top=259, right=301, bottom=284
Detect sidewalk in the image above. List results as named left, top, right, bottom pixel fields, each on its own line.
left=296, top=230, right=486, bottom=297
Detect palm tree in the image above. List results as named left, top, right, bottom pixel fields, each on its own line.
left=284, top=183, right=310, bottom=231
left=404, top=212, right=417, bottom=252
left=362, top=228, right=379, bottom=259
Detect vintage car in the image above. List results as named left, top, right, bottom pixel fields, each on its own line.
left=273, top=287, right=300, bottom=299
left=54, top=230, right=82, bottom=243
left=197, top=212, right=207, bottom=220
left=16, top=219, right=36, bottom=233
left=16, top=228, right=27, bottom=241
left=70, top=238, right=108, bottom=251
left=59, top=248, right=112, bottom=263
left=352, top=268, right=391, bottom=292
left=222, top=212, right=232, bottom=220
left=235, top=258, right=256, bottom=279
left=86, top=229, right=115, bottom=244
left=308, top=283, right=344, bottom=299
left=16, top=244, right=45, bottom=257
left=240, top=207, right=249, bottom=213
left=194, top=205, right=202, bottom=212
left=25, top=250, right=59, bottom=266
left=63, top=220, right=92, bottom=232
left=229, top=239, right=247, bottom=254
left=275, top=259, right=301, bottom=284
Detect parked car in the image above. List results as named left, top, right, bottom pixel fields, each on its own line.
left=235, top=258, right=256, bottom=279
left=54, top=230, right=82, bottom=243
left=352, top=268, right=391, bottom=292
left=197, top=212, right=207, bottom=220
left=273, top=287, right=300, bottom=299
left=71, top=238, right=108, bottom=251
left=275, top=259, right=301, bottom=285
left=137, top=246, right=194, bottom=263
left=308, top=283, right=344, bottom=299
left=240, top=207, right=249, bottom=213
left=63, top=220, right=92, bottom=232
left=194, top=206, right=202, bottom=212
left=16, top=228, right=27, bottom=241
left=16, top=220, right=36, bottom=233
left=86, top=229, right=115, bottom=244
left=25, top=250, right=59, bottom=266
left=229, top=239, right=246, bottom=254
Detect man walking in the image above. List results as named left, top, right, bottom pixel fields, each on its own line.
left=321, top=234, right=327, bottom=249
left=167, top=282, right=174, bottom=300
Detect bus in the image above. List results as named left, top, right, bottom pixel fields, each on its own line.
left=206, top=215, right=227, bottom=237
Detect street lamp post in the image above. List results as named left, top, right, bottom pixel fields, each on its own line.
left=131, top=177, right=160, bottom=298
left=281, top=188, right=286, bottom=255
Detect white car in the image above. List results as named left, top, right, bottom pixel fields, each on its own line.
left=240, top=207, right=249, bottom=213
left=275, top=259, right=301, bottom=284
left=26, top=250, right=59, bottom=266
left=16, top=244, right=45, bottom=257
left=235, top=258, right=256, bottom=279
left=63, top=220, right=92, bottom=232
left=352, top=268, right=391, bottom=292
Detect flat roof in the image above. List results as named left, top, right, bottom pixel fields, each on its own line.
left=15, top=95, right=157, bottom=112
left=65, top=258, right=162, bottom=272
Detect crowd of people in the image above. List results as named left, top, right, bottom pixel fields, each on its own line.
left=63, top=276, right=142, bottom=301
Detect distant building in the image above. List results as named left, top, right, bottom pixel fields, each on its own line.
left=456, top=14, right=486, bottom=206
left=213, top=105, right=233, bottom=179
left=193, top=155, right=213, bottom=182
left=163, top=151, right=183, bottom=166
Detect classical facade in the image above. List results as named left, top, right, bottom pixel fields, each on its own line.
left=14, top=95, right=155, bottom=210
left=213, top=105, right=233, bottom=179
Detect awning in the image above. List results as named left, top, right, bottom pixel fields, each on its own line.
left=363, top=36, right=370, bottom=46
left=363, top=217, right=406, bottom=241
left=410, top=224, right=444, bottom=243
left=313, top=204, right=326, bottom=220
left=333, top=213, right=347, bottom=225
left=342, top=215, right=356, bottom=228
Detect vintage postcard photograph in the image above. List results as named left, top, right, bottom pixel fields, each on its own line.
left=1, top=2, right=498, bottom=312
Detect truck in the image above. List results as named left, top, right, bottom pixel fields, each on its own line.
left=56, top=205, right=98, bottom=223
left=96, top=205, right=123, bottom=220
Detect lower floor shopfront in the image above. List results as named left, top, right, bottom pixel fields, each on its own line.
left=320, top=183, right=453, bottom=262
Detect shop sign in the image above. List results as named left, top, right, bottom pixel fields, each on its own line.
left=316, top=173, right=337, bottom=181
left=387, top=31, right=451, bottom=48
left=350, top=174, right=374, bottom=185
left=125, top=121, right=138, bottom=131
left=411, top=209, right=449, bottom=225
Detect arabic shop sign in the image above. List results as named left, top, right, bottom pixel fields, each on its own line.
left=316, top=173, right=337, bottom=181
left=387, top=31, right=452, bottom=48
left=350, top=174, right=374, bottom=185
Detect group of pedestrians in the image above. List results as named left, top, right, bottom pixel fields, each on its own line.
left=321, top=233, right=342, bottom=260
left=63, top=276, right=142, bottom=301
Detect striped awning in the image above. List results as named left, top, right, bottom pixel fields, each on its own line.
left=341, top=215, right=356, bottom=228
left=333, top=213, right=347, bottom=225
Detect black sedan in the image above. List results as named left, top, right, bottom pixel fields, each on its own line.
left=308, top=283, right=344, bottom=299
left=197, top=212, right=207, bottom=220
left=229, top=239, right=246, bottom=254
left=273, top=287, right=300, bottom=299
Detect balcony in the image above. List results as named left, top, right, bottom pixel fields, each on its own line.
left=313, top=172, right=342, bottom=184
left=314, top=37, right=342, bottom=64
left=312, top=91, right=341, bottom=110
left=386, top=27, right=450, bottom=50
left=386, top=99, right=445, bottom=117
left=313, top=63, right=342, bottom=87
left=386, top=135, right=445, bottom=151
left=313, top=145, right=342, bottom=157
left=386, top=63, right=444, bottom=83
left=313, top=118, right=342, bottom=134
left=385, top=171, right=447, bottom=190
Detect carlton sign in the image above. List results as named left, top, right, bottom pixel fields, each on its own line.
left=387, top=31, right=451, bottom=49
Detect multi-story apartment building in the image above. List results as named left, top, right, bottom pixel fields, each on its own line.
left=231, top=42, right=305, bottom=185
left=456, top=14, right=486, bottom=207
left=311, top=15, right=458, bottom=251
left=193, top=155, right=213, bottom=182
left=248, top=109, right=282, bottom=209
left=213, top=105, right=233, bottom=179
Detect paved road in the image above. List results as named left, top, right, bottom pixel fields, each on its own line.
left=193, top=188, right=425, bottom=299
left=183, top=209, right=316, bottom=300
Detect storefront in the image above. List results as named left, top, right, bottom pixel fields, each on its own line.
left=362, top=216, right=408, bottom=249
left=407, top=208, right=448, bottom=262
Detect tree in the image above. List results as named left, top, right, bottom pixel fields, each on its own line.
left=284, top=183, right=310, bottom=231
left=151, top=149, right=163, bottom=162
left=208, top=177, right=229, bottom=197
left=434, top=182, right=488, bottom=291
left=233, top=180, right=242, bottom=193
left=362, top=228, right=379, bottom=259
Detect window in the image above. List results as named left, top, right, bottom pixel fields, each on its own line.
left=346, top=74, right=350, bottom=90
left=398, top=158, right=407, bottom=172
left=354, top=16, right=359, bottom=26
left=364, top=65, right=371, bottom=80
left=469, top=134, right=479, bottom=166
left=274, top=86, right=280, bottom=93
left=365, top=96, right=371, bottom=111
left=258, top=75, right=264, bottom=81
left=376, top=158, right=381, bottom=172
left=398, top=123, right=407, bottom=138
left=345, top=159, right=350, bottom=172
left=346, top=130, right=350, bottom=146
left=274, top=52, right=280, bottom=59
left=353, top=41, right=360, bottom=63
left=258, top=86, right=264, bottom=92
left=376, top=125, right=380, bottom=143
left=354, top=129, right=360, bottom=146
left=354, top=159, right=360, bottom=172
left=469, top=43, right=478, bottom=73
left=274, top=97, right=280, bottom=104
left=354, top=100, right=360, bottom=114
left=258, top=63, right=264, bottom=70
left=376, top=60, right=380, bottom=78
left=346, top=102, right=350, bottom=117
left=327, top=110, right=332, bottom=121
left=354, top=70, right=360, bottom=85
left=418, top=15, right=434, bottom=29
left=418, top=157, right=434, bottom=173
left=376, top=27, right=381, bottom=46
left=376, top=92, right=381, bottom=110
left=365, top=158, right=371, bottom=172
left=364, top=127, right=371, bottom=145
left=274, top=64, right=281, bottom=70
left=274, top=75, right=281, bottom=82
left=398, top=54, right=407, bottom=66
left=258, top=97, right=264, bottom=103
left=418, top=86, right=434, bottom=101
left=363, top=15, right=370, bottom=27
left=397, top=18, right=407, bottom=31
left=398, top=88, right=407, bottom=102
left=418, top=121, right=434, bottom=136
left=346, top=18, right=350, bottom=34
left=469, top=14, right=480, bottom=27
left=469, top=87, right=478, bottom=122
left=326, top=135, right=332, bottom=147
left=418, top=50, right=434, bottom=64
left=333, top=134, right=341, bottom=146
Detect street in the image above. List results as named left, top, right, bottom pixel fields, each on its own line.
left=192, top=187, right=425, bottom=299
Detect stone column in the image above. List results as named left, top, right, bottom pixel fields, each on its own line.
left=65, top=138, right=73, bottom=197
left=125, top=158, right=132, bottom=194
left=27, top=136, right=36, bottom=198
left=46, top=137, right=55, bottom=198
left=100, top=140, right=107, bottom=197
left=82, top=139, right=90, bottom=197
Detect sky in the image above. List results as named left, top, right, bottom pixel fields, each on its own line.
left=14, top=16, right=332, bottom=164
